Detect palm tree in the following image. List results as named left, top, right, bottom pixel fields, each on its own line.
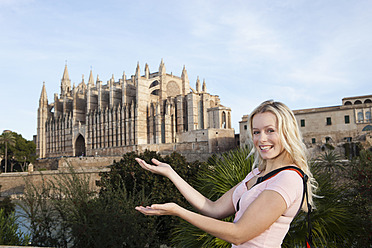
left=0, top=131, right=16, bottom=173
left=172, top=147, right=253, bottom=247
left=171, top=147, right=355, bottom=247
left=316, top=150, right=345, bottom=174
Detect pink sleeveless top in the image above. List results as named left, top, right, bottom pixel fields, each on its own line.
left=232, top=167, right=303, bottom=248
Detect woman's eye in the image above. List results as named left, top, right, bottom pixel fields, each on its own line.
left=267, top=129, right=275, bottom=133
left=253, top=131, right=260, bottom=135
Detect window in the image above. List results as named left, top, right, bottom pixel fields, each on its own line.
left=325, top=137, right=331, bottom=143
left=326, top=117, right=332, bottom=125
left=151, top=89, right=159, bottom=95
left=344, top=115, right=350, bottom=124
left=366, top=111, right=371, bottom=121
left=357, top=112, right=364, bottom=122
left=222, top=112, right=226, bottom=129
left=300, top=119, right=305, bottom=127
left=244, top=125, right=247, bottom=130
left=311, top=138, right=316, bottom=144
left=344, top=137, right=352, bottom=142
left=149, top=80, right=159, bottom=88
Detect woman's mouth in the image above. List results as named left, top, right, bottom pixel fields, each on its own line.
left=259, top=145, right=273, bottom=151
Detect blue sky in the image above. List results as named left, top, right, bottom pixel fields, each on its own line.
left=1, top=0, right=371, bottom=140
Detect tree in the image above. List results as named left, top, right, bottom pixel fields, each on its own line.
left=0, top=209, right=30, bottom=245
left=343, top=149, right=372, bottom=247
left=0, top=131, right=16, bottom=173
left=0, top=184, right=29, bottom=246
left=315, top=150, right=345, bottom=174
left=172, top=147, right=252, bottom=247
left=99, top=150, right=204, bottom=246
left=19, top=151, right=203, bottom=247
left=0, top=131, right=36, bottom=172
left=284, top=162, right=353, bottom=248
left=18, top=165, right=94, bottom=247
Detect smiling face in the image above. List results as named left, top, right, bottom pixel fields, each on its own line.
left=252, top=112, right=285, bottom=162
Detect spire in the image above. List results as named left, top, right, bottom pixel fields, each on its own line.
left=135, top=62, right=140, bottom=78
left=202, top=79, right=207, bottom=92
left=61, top=64, right=71, bottom=96
left=181, top=65, right=190, bottom=95
left=159, top=58, right=165, bottom=75
left=88, top=69, right=94, bottom=87
left=181, top=65, right=188, bottom=80
left=145, top=63, right=150, bottom=79
left=196, top=76, right=201, bottom=93
left=122, top=71, right=126, bottom=81
left=110, top=74, right=115, bottom=85
left=39, top=82, right=48, bottom=104
left=62, top=64, right=70, bottom=81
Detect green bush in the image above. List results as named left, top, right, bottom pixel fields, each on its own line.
left=0, top=208, right=30, bottom=245
left=19, top=151, right=203, bottom=247
left=99, top=150, right=204, bottom=246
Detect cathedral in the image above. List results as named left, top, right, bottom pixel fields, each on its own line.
left=36, top=60, right=235, bottom=161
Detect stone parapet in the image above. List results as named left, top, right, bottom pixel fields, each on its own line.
left=0, top=167, right=109, bottom=198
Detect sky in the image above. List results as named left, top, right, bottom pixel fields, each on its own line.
left=0, top=0, right=371, bottom=141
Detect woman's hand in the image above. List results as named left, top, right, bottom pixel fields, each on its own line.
left=135, top=203, right=180, bottom=216
left=135, top=158, right=173, bottom=177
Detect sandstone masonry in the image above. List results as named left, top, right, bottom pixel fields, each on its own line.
left=36, top=60, right=235, bottom=161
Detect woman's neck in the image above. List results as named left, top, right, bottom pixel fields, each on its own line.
left=263, top=151, right=293, bottom=175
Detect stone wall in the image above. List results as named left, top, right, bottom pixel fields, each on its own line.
left=0, top=156, right=114, bottom=198
left=0, top=168, right=109, bottom=198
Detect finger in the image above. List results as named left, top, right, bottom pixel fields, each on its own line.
left=135, top=158, right=145, bottom=166
left=151, top=158, right=162, bottom=165
left=135, top=206, right=161, bottom=216
left=150, top=204, right=158, bottom=209
left=135, top=158, right=152, bottom=170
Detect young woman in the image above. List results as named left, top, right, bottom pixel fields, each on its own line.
left=135, top=100, right=317, bottom=247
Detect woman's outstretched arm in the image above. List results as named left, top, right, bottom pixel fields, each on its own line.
left=135, top=158, right=237, bottom=219
left=135, top=189, right=287, bottom=245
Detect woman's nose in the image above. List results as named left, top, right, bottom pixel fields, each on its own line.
left=258, top=133, right=267, bottom=142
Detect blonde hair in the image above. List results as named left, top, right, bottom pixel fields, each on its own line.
left=247, top=100, right=317, bottom=211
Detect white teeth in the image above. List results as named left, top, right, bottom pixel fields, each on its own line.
left=260, top=146, right=271, bottom=150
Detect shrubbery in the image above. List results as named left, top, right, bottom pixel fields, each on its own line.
left=19, top=150, right=203, bottom=247
left=0, top=185, right=29, bottom=246
left=18, top=148, right=371, bottom=247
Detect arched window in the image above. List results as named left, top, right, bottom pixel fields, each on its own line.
left=364, top=99, right=372, bottom=104
left=362, top=125, right=372, bottom=131
left=344, top=101, right=352, bottom=105
left=357, top=112, right=364, bottom=122
left=366, top=111, right=371, bottom=121
left=355, top=100, right=362, bottom=104
left=222, top=112, right=227, bottom=129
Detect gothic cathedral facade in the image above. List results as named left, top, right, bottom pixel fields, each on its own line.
left=36, top=60, right=235, bottom=161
